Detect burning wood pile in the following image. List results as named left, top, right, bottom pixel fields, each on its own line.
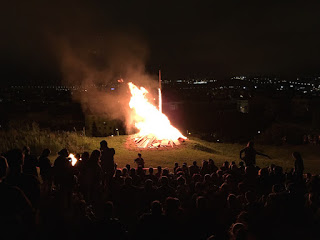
left=128, top=82, right=187, bottom=148
left=133, top=134, right=185, bottom=148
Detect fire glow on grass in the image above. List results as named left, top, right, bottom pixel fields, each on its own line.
left=68, top=154, right=77, bottom=166
left=128, top=82, right=187, bottom=148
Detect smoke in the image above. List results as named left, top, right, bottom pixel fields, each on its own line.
left=2, top=0, right=160, bottom=133
left=55, top=31, right=158, bottom=134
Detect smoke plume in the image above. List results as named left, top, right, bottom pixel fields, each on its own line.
left=55, top=31, right=158, bottom=133
left=4, top=0, right=160, bottom=133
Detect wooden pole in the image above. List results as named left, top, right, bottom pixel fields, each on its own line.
left=159, top=69, right=161, bottom=90
left=159, top=70, right=162, bottom=113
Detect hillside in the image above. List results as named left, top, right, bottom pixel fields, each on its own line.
left=49, top=135, right=320, bottom=174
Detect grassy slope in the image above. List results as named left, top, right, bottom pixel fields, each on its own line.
left=49, top=135, right=320, bottom=174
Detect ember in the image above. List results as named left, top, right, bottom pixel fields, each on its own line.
left=128, top=82, right=187, bottom=148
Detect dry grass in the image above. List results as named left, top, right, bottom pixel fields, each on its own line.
left=1, top=125, right=318, bottom=174
left=54, top=135, right=320, bottom=174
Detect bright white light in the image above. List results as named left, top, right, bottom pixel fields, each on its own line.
left=193, top=81, right=207, bottom=84
left=68, top=154, right=77, bottom=166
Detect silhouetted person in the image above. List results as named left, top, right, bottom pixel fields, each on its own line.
left=146, top=167, right=158, bottom=183
left=182, top=162, right=190, bottom=178
left=129, top=168, right=141, bottom=186
left=112, top=169, right=124, bottom=189
left=93, top=201, right=127, bottom=239
left=220, top=161, right=230, bottom=172
left=100, top=140, right=115, bottom=189
left=240, top=141, right=270, bottom=167
left=200, top=160, right=210, bottom=176
left=118, top=176, right=139, bottom=230
left=78, top=151, right=89, bottom=194
left=189, top=161, right=200, bottom=176
left=136, top=165, right=146, bottom=179
left=140, top=179, right=158, bottom=210
left=227, top=194, right=242, bottom=223
left=53, top=149, right=70, bottom=188
left=0, top=156, right=34, bottom=238
left=38, top=148, right=52, bottom=195
left=157, top=176, right=176, bottom=201
left=229, top=223, right=248, bottom=240
left=208, top=159, right=218, bottom=174
left=191, top=196, right=214, bottom=239
left=163, top=197, right=184, bottom=238
left=122, top=167, right=129, bottom=178
left=174, top=162, right=179, bottom=174
left=134, top=153, right=145, bottom=168
left=138, top=200, right=167, bottom=240
left=126, top=164, right=131, bottom=172
left=22, top=146, right=38, bottom=177
left=53, top=148, right=74, bottom=208
left=79, top=151, right=89, bottom=172
left=176, top=176, right=190, bottom=204
left=239, top=161, right=245, bottom=174
left=292, top=152, right=304, bottom=181
left=155, top=166, right=162, bottom=181
left=81, top=150, right=103, bottom=205
left=5, top=149, right=40, bottom=210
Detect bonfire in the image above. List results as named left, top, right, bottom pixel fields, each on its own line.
left=128, top=82, right=187, bottom=148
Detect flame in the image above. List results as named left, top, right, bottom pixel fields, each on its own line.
left=68, top=153, right=77, bottom=166
left=128, top=82, right=187, bottom=141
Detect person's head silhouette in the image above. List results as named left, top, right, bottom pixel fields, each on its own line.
left=58, top=148, right=69, bottom=158
left=151, top=200, right=162, bottom=215
left=41, top=148, right=51, bottom=158
left=6, top=149, right=24, bottom=168
left=247, top=141, right=254, bottom=148
left=100, top=140, right=108, bottom=150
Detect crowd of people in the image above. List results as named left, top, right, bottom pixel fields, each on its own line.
left=303, top=134, right=320, bottom=145
left=0, top=140, right=319, bottom=240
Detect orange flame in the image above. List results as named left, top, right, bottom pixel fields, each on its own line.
left=68, top=153, right=77, bottom=166
left=128, top=82, right=187, bottom=141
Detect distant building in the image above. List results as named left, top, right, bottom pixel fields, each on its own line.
left=291, top=97, right=310, bottom=117
left=163, top=101, right=184, bottom=111
left=85, top=114, right=122, bottom=137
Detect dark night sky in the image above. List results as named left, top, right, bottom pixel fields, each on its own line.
left=1, top=0, right=320, bottom=84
